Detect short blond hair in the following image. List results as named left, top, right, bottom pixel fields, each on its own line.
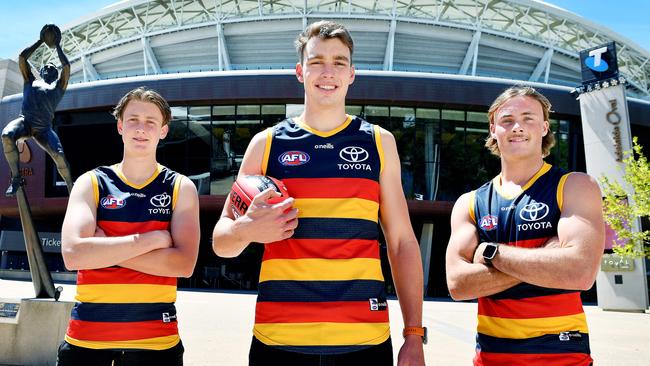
left=112, top=87, right=172, bottom=126
left=486, top=86, right=555, bottom=157
left=295, top=20, right=354, bottom=64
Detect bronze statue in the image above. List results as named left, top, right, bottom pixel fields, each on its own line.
left=2, top=24, right=73, bottom=197
left=1, top=24, right=71, bottom=299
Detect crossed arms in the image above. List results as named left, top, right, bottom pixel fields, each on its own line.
left=445, top=173, right=605, bottom=301
left=61, top=172, right=200, bottom=277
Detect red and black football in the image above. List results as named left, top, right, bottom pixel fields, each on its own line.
left=229, top=175, right=289, bottom=218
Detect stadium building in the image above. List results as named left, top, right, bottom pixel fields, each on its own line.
left=1, top=0, right=649, bottom=298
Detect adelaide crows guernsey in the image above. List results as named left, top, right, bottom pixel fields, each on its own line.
left=255, top=115, right=389, bottom=354
left=471, top=163, right=592, bottom=366
left=65, top=164, right=183, bottom=350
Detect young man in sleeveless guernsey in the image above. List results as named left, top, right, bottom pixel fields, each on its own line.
left=445, top=86, right=605, bottom=366
left=56, top=87, right=200, bottom=366
left=212, top=21, right=425, bottom=365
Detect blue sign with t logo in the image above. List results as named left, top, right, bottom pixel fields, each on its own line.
left=580, top=42, right=618, bottom=85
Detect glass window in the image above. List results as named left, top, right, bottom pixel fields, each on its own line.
left=159, top=107, right=189, bottom=174
left=466, top=111, right=488, bottom=123
left=438, top=109, right=499, bottom=200
left=262, top=105, right=286, bottom=126
left=210, top=106, right=237, bottom=195
left=416, top=108, right=439, bottom=120
left=442, top=109, right=465, bottom=121
left=415, top=109, right=440, bottom=200
left=346, top=105, right=363, bottom=116
left=363, top=105, right=390, bottom=127
left=286, top=104, right=304, bottom=118
left=262, top=105, right=285, bottom=115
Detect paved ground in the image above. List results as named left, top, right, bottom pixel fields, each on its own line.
left=2, top=279, right=649, bottom=365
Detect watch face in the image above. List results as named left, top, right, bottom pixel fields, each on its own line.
left=483, top=244, right=498, bottom=260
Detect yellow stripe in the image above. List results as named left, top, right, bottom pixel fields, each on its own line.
left=373, top=124, right=385, bottom=174
left=75, top=284, right=176, bottom=303
left=294, top=198, right=379, bottom=222
left=254, top=322, right=390, bottom=346
left=262, top=127, right=272, bottom=176
left=65, top=334, right=180, bottom=350
left=113, top=163, right=162, bottom=189
left=259, top=258, right=384, bottom=282
left=88, top=171, right=99, bottom=207
left=477, top=312, right=588, bottom=339
left=172, top=174, right=183, bottom=210
left=557, top=173, right=572, bottom=212
left=296, top=115, right=353, bottom=138
left=468, top=190, right=476, bottom=224
left=493, top=162, right=552, bottom=199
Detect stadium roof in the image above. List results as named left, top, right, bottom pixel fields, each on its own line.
left=28, top=0, right=650, bottom=99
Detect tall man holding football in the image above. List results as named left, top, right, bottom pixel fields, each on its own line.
left=212, top=20, right=425, bottom=365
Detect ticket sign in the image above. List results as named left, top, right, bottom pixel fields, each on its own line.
left=580, top=42, right=619, bottom=84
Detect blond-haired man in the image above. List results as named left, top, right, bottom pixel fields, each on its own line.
left=446, top=86, right=604, bottom=365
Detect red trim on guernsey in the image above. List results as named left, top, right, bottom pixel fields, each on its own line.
left=77, top=267, right=176, bottom=286
left=478, top=292, right=584, bottom=319
left=98, top=220, right=169, bottom=237
left=475, top=351, right=592, bottom=366
left=255, top=301, right=389, bottom=324
left=508, top=237, right=548, bottom=248
left=67, top=319, right=178, bottom=341
left=262, top=239, right=380, bottom=260
left=283, top=178, right=379, bottom=201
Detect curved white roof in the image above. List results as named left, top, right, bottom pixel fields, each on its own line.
left=28, top=0, right=650, bottom=98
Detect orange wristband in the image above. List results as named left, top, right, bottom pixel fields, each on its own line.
left=403, top=326, right=428, bottom=344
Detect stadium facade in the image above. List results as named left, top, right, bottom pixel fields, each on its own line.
left=1, top=0, right=649, bottom=298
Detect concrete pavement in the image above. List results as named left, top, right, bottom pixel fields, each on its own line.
left=2, top=279, right=649, bottom=365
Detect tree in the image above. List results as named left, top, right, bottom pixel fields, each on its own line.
left=601, top=137, right=650, bottom=258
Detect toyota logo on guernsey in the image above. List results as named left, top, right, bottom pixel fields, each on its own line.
left=149, top=192, right=171, bottom=214
left=101, top=195, right=126, bottom=209
left=279, top=151, right=310, bottom=166
left=338, top=146, right=372, bottom=171
left=585, top=46, right=609, bottom=72
left=339, top=146, right=369, bottom=162
left=517, top=201, right=552, bottom=231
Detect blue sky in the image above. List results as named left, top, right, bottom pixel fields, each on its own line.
left=1, top=0, right=649, bottom=59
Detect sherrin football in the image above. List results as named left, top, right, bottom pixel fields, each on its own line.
left=230, top=175, right=289, bottom=218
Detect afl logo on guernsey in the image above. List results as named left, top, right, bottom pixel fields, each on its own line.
left=101, top=195, right=126, bottom=209
left=479, top=215, right=498, bottom=231
left=279, top=151, right=310, bottom=166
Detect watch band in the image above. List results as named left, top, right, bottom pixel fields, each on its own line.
left=403, top=326, right=428, bottom=344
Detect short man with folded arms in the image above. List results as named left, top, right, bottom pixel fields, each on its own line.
left=57, top=87, right=200, bottom=366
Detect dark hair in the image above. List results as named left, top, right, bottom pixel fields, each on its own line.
left=112, top=87, right=172, bottom=126
left=295, top=20, right=354, bottom=64
left=486, top=86, right=555, bottom=157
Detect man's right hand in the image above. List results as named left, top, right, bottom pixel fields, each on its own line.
left=140, top=230, right=173, bottom=250
left=235, top=187, right=298, bottom=244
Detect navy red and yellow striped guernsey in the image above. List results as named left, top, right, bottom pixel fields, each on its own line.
left=471, top=163, right=592, bottom=365
left=64, top=164, right=183, bottom=350
left=256, top=115, right=389, bottom=354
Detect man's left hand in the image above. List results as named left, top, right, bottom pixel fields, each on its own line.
left=397, top=336, right=425, bottom=366
left=473, top=242, right=489, bottom=265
